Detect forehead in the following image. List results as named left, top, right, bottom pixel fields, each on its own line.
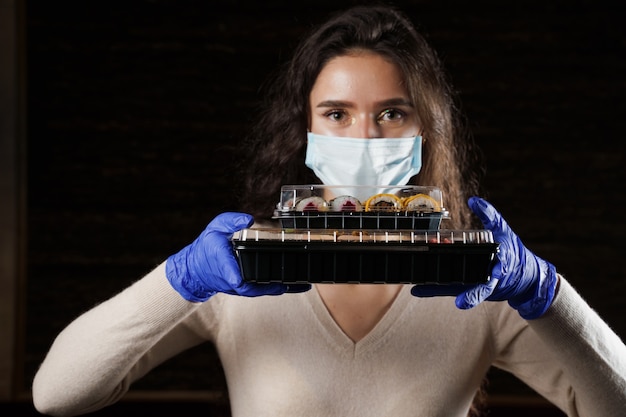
left=311, top=52, right=408, bottom=103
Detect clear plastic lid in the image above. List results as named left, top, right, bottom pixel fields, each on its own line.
left=275, top=184, right=447, bottom=215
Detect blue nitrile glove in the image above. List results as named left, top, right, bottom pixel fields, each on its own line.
left=166, top=212, right=311, bottom=302
left=411, top=197, right=558, bottom=320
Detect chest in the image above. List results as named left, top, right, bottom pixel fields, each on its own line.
left=314, top=284, right=403, bottom=342
left=214, top=291, right=494, bottom=417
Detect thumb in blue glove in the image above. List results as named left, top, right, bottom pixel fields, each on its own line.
left=411, top=197, right=558, bottom=320
left=166, top=212, right=311, bottom=302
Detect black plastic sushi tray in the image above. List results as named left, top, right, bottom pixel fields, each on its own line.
left=232, top=228, right=498, bottom=285
left=274, top=210, right=444, bottom=230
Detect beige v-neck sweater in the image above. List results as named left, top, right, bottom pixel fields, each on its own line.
left=33, top=262, right=626, bottom=416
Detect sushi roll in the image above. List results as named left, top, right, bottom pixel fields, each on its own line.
left=402, top=193, right=441, bottom=212
left=330, top=195, right=363, bottom=212
left=295, top=196, right=329, bottom=212
left=363, top=193, right=402, bottom=212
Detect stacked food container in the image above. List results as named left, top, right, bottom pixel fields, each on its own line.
left=232, top=185, right=498, bottom=285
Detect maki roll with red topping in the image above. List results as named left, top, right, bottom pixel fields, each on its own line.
left=364, top=193, right=402, bottom=212
left=295, top=196, right=329, bottom=212
left=330, top=195, right=363, bottom=212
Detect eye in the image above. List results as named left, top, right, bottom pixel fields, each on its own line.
left=377, top=108, right=406, bottom=124
left=323, top=109, right=353, bottom=124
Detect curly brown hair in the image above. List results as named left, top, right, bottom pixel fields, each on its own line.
left=238, top=4, right=484, bottom=230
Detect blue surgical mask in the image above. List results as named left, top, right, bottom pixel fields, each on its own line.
left=305, top=132, right=422, bottom=187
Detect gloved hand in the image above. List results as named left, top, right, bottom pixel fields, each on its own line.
left=411, top=196, right=558, bottom=320
left=166, top=212, right=311, bottom=302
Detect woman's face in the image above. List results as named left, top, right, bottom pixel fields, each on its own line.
left=309, top=51, right=421, bottom=138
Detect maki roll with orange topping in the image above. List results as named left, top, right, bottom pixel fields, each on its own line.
left=364, top=193, right=402, bottom=212
left=330, top=195, right=363, bottom=212
left=295, top=196, right=329, bottom=212
left=402, top=193, right=441, bottom=212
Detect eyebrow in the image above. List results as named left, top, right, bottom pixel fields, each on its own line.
left=314, top=98, right=414, bottom=108
left=315, top=100, right=353, bottom=109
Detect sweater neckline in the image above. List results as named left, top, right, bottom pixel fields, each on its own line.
left=307, top=285, right=412, bottom=357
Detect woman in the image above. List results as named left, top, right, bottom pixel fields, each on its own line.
left=32, top=5, right=626, bottom=417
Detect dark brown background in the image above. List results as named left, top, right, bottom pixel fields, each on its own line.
left=14, top=0, right=626, bottom=416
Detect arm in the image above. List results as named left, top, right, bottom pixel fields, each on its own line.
left=528, top=277, right=626, bottom=416
left=32, top=263, right=205, bottom=416
left=33, top=212, right=310, bottom=416
left=413, top=197, right=626, bottom=413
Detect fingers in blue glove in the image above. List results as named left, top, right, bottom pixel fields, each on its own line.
left=410, top=280, right=501, bottom=310
left=209, top=212, right=255, bottom=234
left=462, top=197, right=557, bottom=319
left=166, top=212, right=311, bottom=302
left=454, top=278, right=499, bottom=310
left=285, top=284, right=313, bottom=293
left=412, top=197, right=558, bottom=320
left=225, top=282, right=312, bottom=297
left=410, top=283, right=475, bottom=298
left=467, top=196, right=504, bottom=235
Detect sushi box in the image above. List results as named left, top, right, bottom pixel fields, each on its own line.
left=232, top=228, right=498, bottom=285
left=273, top=184, right=449, bottom=230
left=232, top=184, right=498, bottom=285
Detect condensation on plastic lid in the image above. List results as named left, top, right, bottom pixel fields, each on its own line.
left=277, top=184, right=445, bottom=213
left=233, top=228, right=494, bottom=244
